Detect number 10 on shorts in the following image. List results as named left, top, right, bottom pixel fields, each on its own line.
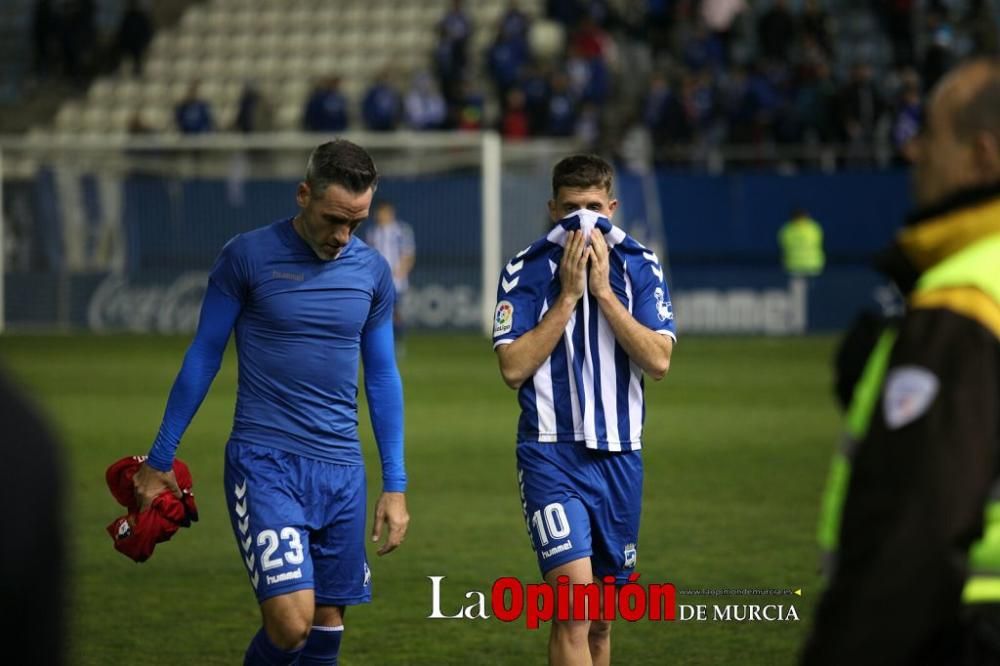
left=531, top=502, right=571, bottom=546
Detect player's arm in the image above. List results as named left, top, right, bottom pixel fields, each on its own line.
left=588, top=230, right=672, bottom=380
left=802, top=305, right=1000, bottom=664
left=361, top=321, right=409, bottom=555
left=495, top=230, right=588, bottom=389
left=133, top=282, right=242, bottom=510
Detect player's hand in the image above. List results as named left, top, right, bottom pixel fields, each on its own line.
left=132, top=461, right=182, bottom=513
left=558, top=230, right=589, bottom=304
left=588, top=229, right=612, bottom=300
left=372, top=491, right=409, bottom=556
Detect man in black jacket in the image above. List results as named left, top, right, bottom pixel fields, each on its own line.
left=803, top=58, right=1000, bottom=665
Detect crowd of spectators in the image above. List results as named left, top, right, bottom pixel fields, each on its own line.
left=94, top=0, right=998, bottom=164
left=630, top=0, right=999, bottom=164
left=31, top=0, right=154, bottom=87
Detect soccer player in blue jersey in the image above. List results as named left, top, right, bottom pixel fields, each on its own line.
left=493, top=154, right=675, bottom=665
left=132, top=139, right=409, bottom=666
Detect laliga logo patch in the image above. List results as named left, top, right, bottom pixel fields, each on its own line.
left=654, top=287, right=673, bottom=322
left=494, top=300, right=514, bottom=336
left=883, top=366, right=939, bottom=430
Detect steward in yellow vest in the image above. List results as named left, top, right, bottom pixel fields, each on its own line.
left=803, top=59, right=1000, bottom=665
left=778, top=209, right=825, bottom=277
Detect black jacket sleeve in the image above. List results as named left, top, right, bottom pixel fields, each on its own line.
left=802, top=306, right=1000, bottom=665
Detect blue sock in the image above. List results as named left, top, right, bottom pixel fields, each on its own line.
left=243, top=627, right=303, bottom=666
left=298, top=625, right=344, bottom=665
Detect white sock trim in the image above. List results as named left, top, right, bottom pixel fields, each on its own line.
left=311, top=625, right=344, bottom=632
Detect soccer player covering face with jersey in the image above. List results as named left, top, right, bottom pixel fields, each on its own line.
left=131, top=140, right=409, bottom=666
left=493, top=154, right=675, bottom=665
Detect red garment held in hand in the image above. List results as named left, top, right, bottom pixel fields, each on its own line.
left=105, top=455, right=199, bottom=563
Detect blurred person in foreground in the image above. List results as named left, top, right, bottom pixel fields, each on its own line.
left=0, top=368, right=65, bottom=665
left=132, top=140, right=409, bottom=665
left=493, top=155, right=675, bottom=665
left=366, top=201, right=416, bottom=347
left=804, top=58, right=1000, bottom=665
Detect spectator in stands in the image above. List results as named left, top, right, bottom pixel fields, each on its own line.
left=487, top=24, right=529, bottom=103
left=682, top=69, right=721, bottom=146
left=891, top=72, right=922, bottom=163
left=645, top=0, right=673, bottom=60
left=680, top=22, right=727, bottom=73
left=453, top=77, right=485, bottom=131
left=878, top=0, right=916, bottom=68
left=405, top=71, right=447, bottom=130
left=500, top=1, right=531, bottom=43
left=362, top=71, right=402, bottom=132
left=439, top=0, right=473, bottom=76
left=518, top=63, right=550, bottom=134
left=302, top=77, right=349, bottom=132
left=433, top=23, right=464, bottom=106
left=31, top=0, right=55, bottom=78
left=921, top=7, right=955, bottom=93
left=234, top=81, right=272, bottom=133
left=644, top=71, right=690, bottom=147
left=701, top=0, right=747, bottom=63
left=545, top=72, right=577, bottom=136
left=718, top=65, right=756, bottom=143
left=964, top=0, right=999, bottom=56
left=546, top=0, right=581, bottom=30
left=174, top=81, right=214, bottom=134
left=795, top=60, right=839, bottom=145
left=800, top=0, right=833, bottom=58
left=571, top=15, right=612, bottom=61
left=58, top=0, right=97, bottom=85
left=115, top=0, right=154, bottom=76
left=839, top=63, right=885, bottom=161
left=757, top=0, right=796, bottom=62
left=500, top=88, right=531, bottom=140
left=667, top=0, right=700, bottom=60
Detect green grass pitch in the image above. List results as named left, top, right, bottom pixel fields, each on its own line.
left=0, top=333, right=840, bottom=665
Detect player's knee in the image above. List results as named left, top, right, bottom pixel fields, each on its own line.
left=588, top=620, right=612, bottom=644
left=265, top=617, right=312, bottom=651
left=552, top=618, right=590, bottom=646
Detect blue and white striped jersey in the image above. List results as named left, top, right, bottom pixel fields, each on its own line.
left=366, top=220, right=416, bottom=292
left=493, top=212, right=676, bottom=452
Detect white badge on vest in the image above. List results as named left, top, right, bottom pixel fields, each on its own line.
left=883, top=365, right=939, bottom=430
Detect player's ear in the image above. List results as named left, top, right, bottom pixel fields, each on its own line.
left=972, top=130, right=1000, bottom=180
left=547, top=198, right=558, bottom=223
left=607, top=198, right=619, bottom=217
left=296, top=182, right=311, bottom=208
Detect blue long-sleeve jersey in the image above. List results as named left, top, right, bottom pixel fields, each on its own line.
left=147, top=217, right=406, bottom=491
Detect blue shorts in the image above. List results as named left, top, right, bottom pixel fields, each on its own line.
left=224, top=441, right=371, bottom=606
left=516, top=442, right=643, bottom=584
